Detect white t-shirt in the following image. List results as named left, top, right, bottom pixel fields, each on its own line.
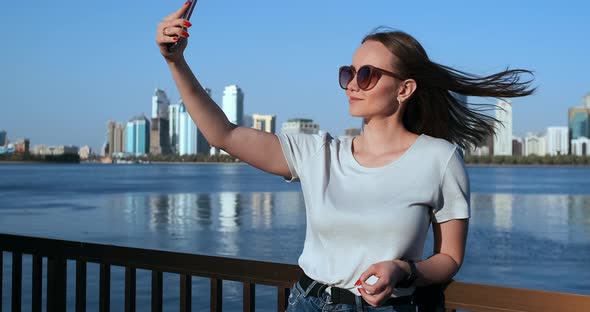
left=276, top=132, right=470, bottom=297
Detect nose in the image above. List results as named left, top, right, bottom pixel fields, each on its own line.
left=346, top=74, right=360, bottom=92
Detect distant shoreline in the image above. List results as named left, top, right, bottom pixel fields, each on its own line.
left=465, top=163, right=590, bottom=167
left=1, top=160, right=589, bottom=167
left=0, top=161, right=49, bottom=164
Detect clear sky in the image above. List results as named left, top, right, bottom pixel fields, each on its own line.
left=1, top=0, right=589, bottom=152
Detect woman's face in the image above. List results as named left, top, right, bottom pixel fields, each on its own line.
left=345, top=40, right=402, bottom=119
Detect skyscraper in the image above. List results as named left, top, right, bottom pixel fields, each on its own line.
left=493, top=100, right=512, bottom=156
left=243, top=114, right=254, bottom=128
left=546, top=127, right=569, bottom=156
left=152, top=89, right=170, bottom=119
left=252, top=114, right=276, bottom=133
left=568, top=107, right=590, bottom=140
left=150, top=117, right=172, bottom=155
left=222, top=85, right=244, bottom=126
left=0, top=130, right=7, bottom=146
left=168, top=101, right=182, bottom=153
left=126, top=116, right=150, bottom=156
left=178, top=103, right=210, bottom=155
left=107, top=121, right=116, bottom=156
left=125, top=121, right=136, bottom=154
left=113, top=123, right=126, bottom=154
left=107, top=121, right=126, bottom=156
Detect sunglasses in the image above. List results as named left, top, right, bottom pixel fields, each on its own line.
left=338, top=65, right=403, bottom=91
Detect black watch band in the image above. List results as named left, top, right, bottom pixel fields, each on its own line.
left=397, top=260, right=418, bottom=288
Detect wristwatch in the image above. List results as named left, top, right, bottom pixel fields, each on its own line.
left=397, top=260, right=418, bottom=288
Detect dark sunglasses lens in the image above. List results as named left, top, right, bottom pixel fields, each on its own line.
left=339, top=67, right=353, bottom=89
left=357, top=66, right=372, bottom=90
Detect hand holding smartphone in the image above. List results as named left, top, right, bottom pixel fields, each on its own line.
left=168, top=0, right=199, bottom=52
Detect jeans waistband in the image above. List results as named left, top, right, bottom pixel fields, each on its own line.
left=299, top=273, right=413, bottom=306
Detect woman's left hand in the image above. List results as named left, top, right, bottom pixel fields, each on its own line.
left=357, top=260, right=408, bottom=307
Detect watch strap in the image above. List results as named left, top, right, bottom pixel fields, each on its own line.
left=397, top=260, right=418, bottom=288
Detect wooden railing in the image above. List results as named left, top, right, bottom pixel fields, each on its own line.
left=1, top=233, right=589, bottom=312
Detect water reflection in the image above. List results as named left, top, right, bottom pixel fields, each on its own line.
left=251, top=192, right=273, bottom=229
left=471, top=193, right=590, bottom=244
left=219, top=192, right=241, bottom=232
left=492, top=194, right=513, bottom=230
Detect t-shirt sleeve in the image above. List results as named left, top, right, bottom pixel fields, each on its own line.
left=432, top=147, right=471, bottom=223
left=275, top=133, right=325, bottom=182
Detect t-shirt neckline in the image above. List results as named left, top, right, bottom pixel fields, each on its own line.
left=347, top=134, right=425, bottom=171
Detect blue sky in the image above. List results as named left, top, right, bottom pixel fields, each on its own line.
left=1, top=0, right=589, bottom=152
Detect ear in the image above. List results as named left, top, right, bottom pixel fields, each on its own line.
left=396, top=79, right=417, bottom=104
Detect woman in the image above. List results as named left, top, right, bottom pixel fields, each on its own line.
left=156, top=2, right=534, bottom=311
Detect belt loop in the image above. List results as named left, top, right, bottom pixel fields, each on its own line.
left=302, top=280, right=318, bottom=298
left=317, top=284, right=332, bottom=304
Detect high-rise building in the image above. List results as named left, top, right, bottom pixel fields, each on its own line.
left=168, top=101, right=182, bottom=153
left=524, top=133, right=546, bottom=156
left=126, top=116, right=150, bottom=156
left=0, top=130, right=6, bottom=146
left=281, top=118, right=320, bottom=134
left=150, top=117, right=172, bottom=155
left=571, top=137, right=589, bottom=156
left=178, top=103, right=210, bottom=155
left=106, top=121, right=116, bottom=156
left=152, top=89, right=170, bottom=119
left=512, top=136, right=523, bottom=156
left=0, top=130, right=8, bottom=147
left=125, top=121, right=135, bottom=154
left=568, top=107, right=590, bottom=140
left=243, top=114, right=254, bottom=128
left=252, top=114, right=276, bottom=133
left=14, top=138, right=30, bottom=154
left=79, top=145, right=92, bottom=160
left=546, top=127, right=569, bottom=156
left=113, top=123, right=126, bottom=154
left=222, top=85, right=244, bottom=126
left=493, top=100, right=513, bottom=156
left=107, top=121, right=126, bottom=156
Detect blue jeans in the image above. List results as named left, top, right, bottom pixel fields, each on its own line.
left=286, top=281, right=415, bottom=312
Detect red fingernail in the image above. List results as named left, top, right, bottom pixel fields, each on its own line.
left=182, top=31, right=190, bottom=38
left=355, top=279, right=362, bottom=286
left=173, top=37, right=179, bottom=41
left=184, top=21, right=192, bottom=27
left=185, top=1, right=191, bottom=6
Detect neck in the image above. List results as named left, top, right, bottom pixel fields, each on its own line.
left=356, top=116, right=417, bottom=155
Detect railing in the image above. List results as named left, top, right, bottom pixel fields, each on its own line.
left=1, top=233, right=589, bottom=312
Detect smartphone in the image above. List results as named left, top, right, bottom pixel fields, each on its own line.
left=182, top=0, right=198, bottom=21
left=168, top=0, right=199, bottom=52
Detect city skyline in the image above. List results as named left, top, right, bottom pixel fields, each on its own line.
left=2, top=87, right=590, bottom=156
left=1, top=1, right=589, bottom=151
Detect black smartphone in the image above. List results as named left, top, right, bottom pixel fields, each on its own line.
left=169, top=0, right=199, bottom=52
left=182, top=0, right=198, bottom=21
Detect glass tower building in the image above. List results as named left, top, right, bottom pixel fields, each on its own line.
left=222, top=85, right=244, bottom=126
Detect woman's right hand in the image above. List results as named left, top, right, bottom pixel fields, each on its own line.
left=156, top=1, right=193, bottom=63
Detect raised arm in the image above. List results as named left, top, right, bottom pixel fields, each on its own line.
left=155, top=2, right=291, bottom=178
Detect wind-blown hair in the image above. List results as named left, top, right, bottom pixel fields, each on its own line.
left=363, top=29, right=535, bottom=150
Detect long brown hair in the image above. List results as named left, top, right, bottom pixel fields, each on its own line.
left=362, top=29, right=535, bottom=150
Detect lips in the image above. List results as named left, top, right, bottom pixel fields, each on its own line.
left=349, top=97, right=362, bottom=102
